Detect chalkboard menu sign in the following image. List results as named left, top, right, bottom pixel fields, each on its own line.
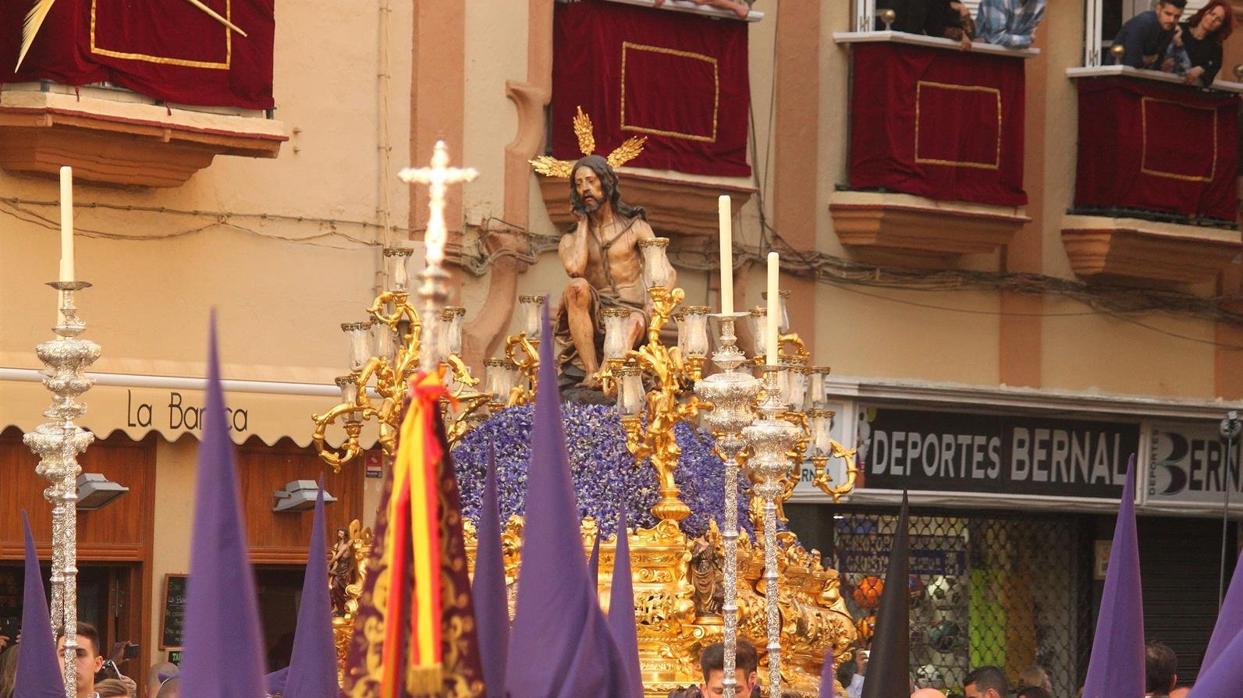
left=160, top=575, right=188, bottom=650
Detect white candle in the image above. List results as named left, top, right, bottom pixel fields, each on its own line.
left=59, top=166, right=74, bottom=283
left=718, top=195, right=733, bottom=315
left=766, top=252, right=779, bottom=366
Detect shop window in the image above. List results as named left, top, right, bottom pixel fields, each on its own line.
left=828, top=511, right=1090, bottom=695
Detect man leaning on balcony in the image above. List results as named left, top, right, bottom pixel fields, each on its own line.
left=975, top=0, right=1047, bottom=49
left=1109, top=0, right=1186, bottom=71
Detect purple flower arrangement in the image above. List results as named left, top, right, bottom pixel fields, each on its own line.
left=451, top=402, right=753, bottom=538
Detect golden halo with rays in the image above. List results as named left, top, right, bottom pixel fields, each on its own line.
left=529, top=106, right=647, bottom=178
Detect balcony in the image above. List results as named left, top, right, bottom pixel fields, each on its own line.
left=0, top=83, right=286, bottom=188
left=1063, top=67, right=1243, bottom=285
left=831, top=32, right=1036, bottom=263
left=540, top=0, right=758, bottom=239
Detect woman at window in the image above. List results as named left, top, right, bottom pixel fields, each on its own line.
left=1168, top=0, right=1234, bottom=86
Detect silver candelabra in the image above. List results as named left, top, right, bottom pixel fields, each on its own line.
left=694, top=313, right=759, bottom=698
left=740, top=365, right=799, bottom=697
left=23, top=281, right=101, bottom=698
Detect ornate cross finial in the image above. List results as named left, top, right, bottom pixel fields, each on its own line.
left=398, top=140, right=478, bottom=269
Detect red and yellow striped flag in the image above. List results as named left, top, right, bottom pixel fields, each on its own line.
left=343, top=369, right=484, bottom=698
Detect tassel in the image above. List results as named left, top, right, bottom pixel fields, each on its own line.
left=406, top=662, right=444, bottom=696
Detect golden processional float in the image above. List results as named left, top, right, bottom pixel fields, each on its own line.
left=312, top=134, right=860, bottom=697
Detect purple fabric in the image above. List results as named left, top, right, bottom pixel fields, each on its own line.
left=13, top=511, right=64, bottom=698
left=606, top=507, right=642, bottom=697
left=473, top=444, right=509, bottom=698
left=283, top=482, right=338, bottom=697
left=588, top=530, right=601, bottom=589
left=818, top=645, right=836, bottom=698
left=1082, top=455, right=1144, bottom=698
left=504, top=300, right=629, bottom=697
left=1201, top=551, right=1243, bottom=675
left=264, top=667, right=288, bottom=695
left=1193, top=622, right=1243, bottom=697
left=179, top=317, right=267, bottom=698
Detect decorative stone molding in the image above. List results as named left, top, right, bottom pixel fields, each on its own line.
left=1061, top=214, right=1243, bottom=285
left=0, top=84, right=284, bottom=187
left=829, top=190, right=1029, bottom=264
left=461, top=0, right=553, bottom=368
left=538, top=167, right=755, bottom=240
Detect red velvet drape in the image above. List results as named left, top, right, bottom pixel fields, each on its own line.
left=1074, top=77, right=1239, bottom=222
left=0, top=0, right=275, bottom=110
left=849, top=42, right=1027, bottom=207
left=552, top=0, right=750, bottom=177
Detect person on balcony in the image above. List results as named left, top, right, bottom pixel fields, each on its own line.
left=1166, top=0, right=1233, bottom=86
left=926, top=0, right=977, bottom=50
left=876, top=0, right=974, bottom=49
left=1109, top=0, right=1186, bottom=71
left=975, top=0, right=1047, bottom=49
left=653, top=0, right=753, bottom=20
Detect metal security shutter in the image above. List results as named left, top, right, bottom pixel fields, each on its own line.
left=1136, top=516, right=1237, bottom=684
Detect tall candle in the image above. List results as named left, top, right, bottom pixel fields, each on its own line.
left=59, top=166, right=74, bottom=283
left=766, top=252, right=779, bottom=366
left=718, top=195, right=733, bottom=314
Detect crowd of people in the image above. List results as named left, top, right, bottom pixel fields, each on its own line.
left=876, top=0, right=1235, bottom=88
left=0, top=623, right=185, bottom=698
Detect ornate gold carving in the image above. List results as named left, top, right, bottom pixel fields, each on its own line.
left=330, top=519, right=373, bottom=686
left=455, top=515, right=857, bottom=697
left=529, top=105, right=647, bottom=178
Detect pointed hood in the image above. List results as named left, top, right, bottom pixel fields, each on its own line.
left=283, top=481, right=339, bottom=697
left=12, top=511, right=64, bottom=698
left=818, top=646, right=836, bottom=698
left=473, top=443, right=509, bottom=698
left=607, top=506, right=642, bottom=697
left=1201, top=551, right=1243, bottom=675
left=179, top=316, right=267, bottom=698
left=861, top=491, right=910, bottom=698
left=588, top=529, right=601, bottom=589
left=1192, top=620, right=1243, bottom=697
left=505, top=299, right=629, bottom=697
left=1082, top=455, right=1144, bottom=698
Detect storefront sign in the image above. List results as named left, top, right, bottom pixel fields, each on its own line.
left=858, top=407, right=1139, bottom=498
left=0, top=374, right=377, bottom=448
left=127, top=389, right=249, bottom=433
left=1147, top=421, right=1243, bottom=508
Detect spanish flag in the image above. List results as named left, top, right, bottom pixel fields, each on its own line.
left=342, top=370, right=484, bottom=697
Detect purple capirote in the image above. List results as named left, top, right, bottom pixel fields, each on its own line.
left=282, top=480, right=338, bottom=697
left=178, top=316, right=267, bottom=698
left=1082, top=454, right=1145, bottom=698
left=504, top=299, right=631, bottom=697
left=13, top=510, right=65, bottom=698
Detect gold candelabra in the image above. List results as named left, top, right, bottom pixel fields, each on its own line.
left=313, top=141, right=482, bottom=470
left=604, top=237, right=709, bottom=523
left=500, top=295, right=545, bottom=406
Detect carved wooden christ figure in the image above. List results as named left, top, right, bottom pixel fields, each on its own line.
left=556, top=155, right=673, bottom=386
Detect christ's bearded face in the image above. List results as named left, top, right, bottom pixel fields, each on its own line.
left=574, top=166, right=605, bottom=213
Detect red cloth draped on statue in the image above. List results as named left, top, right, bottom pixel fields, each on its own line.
left=0, top=0, right=274, bottom=110
left=849, top=42, right=1027, bottom=207
left=1074, top=77, right=1239, bottom=222
left=552, top=0, right=750, bottom=177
